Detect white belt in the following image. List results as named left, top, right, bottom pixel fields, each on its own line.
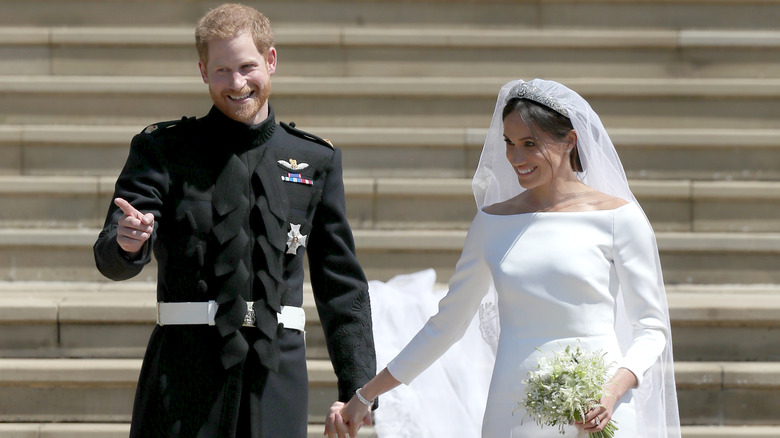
left=156, top=301, right=305, bottom=332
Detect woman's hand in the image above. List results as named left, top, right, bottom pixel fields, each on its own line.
left=579, top=392, right=617, bottom=433
left=576, top=367, right=637, bottom=433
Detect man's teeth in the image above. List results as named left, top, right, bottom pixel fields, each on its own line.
left=228, top=92, right=252, bottom=100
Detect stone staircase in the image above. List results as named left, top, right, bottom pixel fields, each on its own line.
left=1, top=0, right=779, bottom=437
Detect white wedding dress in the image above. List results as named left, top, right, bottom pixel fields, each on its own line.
left=386, top=202, right=669, bottom=438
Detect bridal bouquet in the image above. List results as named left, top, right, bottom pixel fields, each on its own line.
left=519, top=344, right=618, bottom=437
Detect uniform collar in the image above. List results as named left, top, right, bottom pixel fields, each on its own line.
left=204, top=104, right=277, bottom=146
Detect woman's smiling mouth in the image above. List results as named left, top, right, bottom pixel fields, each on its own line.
left=516, top=166, right=537, bottom=176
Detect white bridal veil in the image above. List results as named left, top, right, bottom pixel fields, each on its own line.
left=473, top=78, right=681, bottom=438
left=369, top=270, right=495, bottom=438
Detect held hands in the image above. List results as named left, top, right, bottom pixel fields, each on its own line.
left=114, top=197, right=155, bottom=255
left=324, top=397, right=372, bottom=438
left=325, top=368, right=398, bottom=437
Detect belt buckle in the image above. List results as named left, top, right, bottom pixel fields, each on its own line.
left=243, top=301, right=256, bottom=327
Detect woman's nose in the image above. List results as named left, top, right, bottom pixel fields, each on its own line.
left=508, top=146, right=525, bottom=165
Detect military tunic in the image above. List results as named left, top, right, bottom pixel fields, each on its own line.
left=94, top=105, right=377, bottom=438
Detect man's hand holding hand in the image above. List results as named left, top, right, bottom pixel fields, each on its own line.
left=324, top=399, right=371, bottom=438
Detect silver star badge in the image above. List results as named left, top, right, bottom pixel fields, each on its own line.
left=286, top=224, right=308, bottom=254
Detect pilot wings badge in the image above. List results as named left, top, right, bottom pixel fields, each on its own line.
left=278, top=159, right=309, bottom=171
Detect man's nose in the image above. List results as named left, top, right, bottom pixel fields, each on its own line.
left=230, top=72, right=246, bottom=89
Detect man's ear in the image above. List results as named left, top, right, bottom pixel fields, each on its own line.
left=266, top=47, right=277, bottom=75
left=198, top=60, right=209, bottom=84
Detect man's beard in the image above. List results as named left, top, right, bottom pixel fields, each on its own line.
left=211, top=84, right=271, bottom=124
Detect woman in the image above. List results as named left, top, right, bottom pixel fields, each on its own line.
left=327, top=79, right=681, bottom=438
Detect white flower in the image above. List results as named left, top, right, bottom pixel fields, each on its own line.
left=518, top=343, right=618, bottom=437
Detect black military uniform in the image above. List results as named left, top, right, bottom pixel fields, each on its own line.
left=94, top=105, right=377, bottom=438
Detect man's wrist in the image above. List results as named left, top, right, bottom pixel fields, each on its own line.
left=119, top=247, right=142, bottom=261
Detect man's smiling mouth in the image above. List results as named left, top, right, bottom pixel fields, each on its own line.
left=228, top=91, right=254, bottom=101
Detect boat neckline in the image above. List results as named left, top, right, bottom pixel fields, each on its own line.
left=479, top=201, right=633, bottom=217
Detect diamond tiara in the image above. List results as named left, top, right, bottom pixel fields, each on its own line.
left=507, top=82, right=569, bottom=118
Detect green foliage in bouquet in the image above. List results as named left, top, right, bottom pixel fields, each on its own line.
left=518, top=343, right=618, bottom=437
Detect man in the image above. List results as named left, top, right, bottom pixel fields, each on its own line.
left=93, top=4, right=377, bottom=437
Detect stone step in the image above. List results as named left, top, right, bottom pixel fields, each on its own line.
left=2, top=0, right=779, bottom=29
left=0, top=358, right=346, bottom=425
left=0, top=425, right=778, bottom=438
left=3, top=125, right=780, bottom=181
left=2, top=76, right=780, bottom=129
left=0, top=176, right=779, bottom=233
left=1, top=176, right=780, bottom=233
left=682, top=427, right=780, bottom=438
left=0, top=284, right=323, bottom=359
left=0, top=358, right=776, bottom=426
left=1, top=228, right=780, bottom=283
left=3, top=26, right=779, bottom=79
left=0, top=423, right=132, bottom=438
left=676, top=362, right=780, bottom=426
left=667, top=289, right=780, bottom=362
left=0, top=281, right=778, bottom=362
left=0, top=423, right=378, bottom=438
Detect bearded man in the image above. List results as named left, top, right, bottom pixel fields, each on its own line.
left=93, top=4, right=377, bottom=437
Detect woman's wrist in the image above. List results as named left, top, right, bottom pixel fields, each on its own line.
left=355, top=387, right=374, bottom=408
left=605, top=367, right=638, bottom=402
left=351, top=367, right=401, bottom=409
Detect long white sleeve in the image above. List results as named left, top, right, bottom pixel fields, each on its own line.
left=612, top=204, right=669, bottom=385
left=387, top=213, right=492, bottom=384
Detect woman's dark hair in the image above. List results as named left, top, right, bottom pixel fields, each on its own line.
left=502, top=97, right=583, bottom=172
